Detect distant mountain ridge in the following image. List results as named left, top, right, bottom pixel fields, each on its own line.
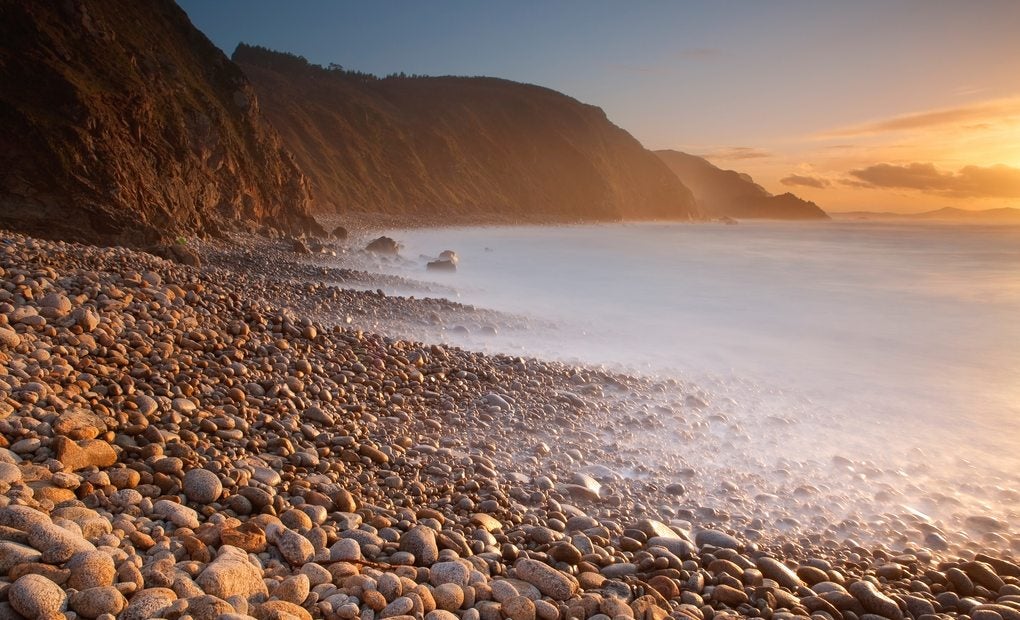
left=234, top=44, right=700, bottom=224
left=833, top=207, right=1020, bottom=222
left=0, top=0, right=321, bottom=244
left=654, top=150, right=828, bottom=220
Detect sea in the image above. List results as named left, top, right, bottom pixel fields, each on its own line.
left=360, top=220, right=1020, bottom=546
left=377, top=221, right=1018, bottom=449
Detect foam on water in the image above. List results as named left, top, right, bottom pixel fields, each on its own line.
left=356, top=220, right=1020, bottom=550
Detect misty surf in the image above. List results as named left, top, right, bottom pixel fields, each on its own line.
left=358, top=220, right=1020, bottom=553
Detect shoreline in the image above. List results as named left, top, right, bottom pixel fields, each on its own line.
left=0, top=229, right=1018, bottom=620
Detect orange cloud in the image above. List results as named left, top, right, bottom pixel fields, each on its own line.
left=821, top=96, right=1020, bottom=138
left=704, top=147, right=771, bottom=161
left=848, top=162, right=1020, bottom=198
left=780, top=174, right=829, bottom=189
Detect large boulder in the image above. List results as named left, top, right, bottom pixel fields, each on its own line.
left=196, top=545, right=269, bottom=603
left=426, top=259, right=456, bottom=272
left=366, top=236, right=400, bottom=255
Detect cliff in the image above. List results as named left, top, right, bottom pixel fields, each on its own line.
left=655, top=150, right=828, bottom=220
left=234, top=45, right=699, bottom=224
left=0, top=0, right=322, bottom=245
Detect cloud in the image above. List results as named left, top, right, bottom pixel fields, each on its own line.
left=780, top=174, right=830, bottom=189
left=704, top=147, right=771, bottom=161
left=954, top=85, right=989, bottom=97
left=820, top=96, right=1020, bottom=138
left=848, top=162, right=1020, bottom=198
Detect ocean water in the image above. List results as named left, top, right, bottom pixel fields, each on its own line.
left=374, top=221, right=1020, bottom=472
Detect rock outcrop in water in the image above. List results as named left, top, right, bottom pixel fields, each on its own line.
left=655, top=150, right=829, bottom=220
left=0, top=0, right=322, bottom=245
left=234, top=45, right=700, bottom=224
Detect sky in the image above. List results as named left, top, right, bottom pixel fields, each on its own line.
left=179, top=0, right=1020, bottom=213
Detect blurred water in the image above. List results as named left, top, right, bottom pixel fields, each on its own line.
left=378, top=221, right=1020, bottom=472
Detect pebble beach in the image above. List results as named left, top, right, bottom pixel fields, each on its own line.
left=0, top=230, right=1019, bottom=620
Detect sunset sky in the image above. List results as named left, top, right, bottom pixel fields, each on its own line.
left=180, top=0, right=1020, bottom=213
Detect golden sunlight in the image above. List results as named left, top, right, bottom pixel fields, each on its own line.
left=3, top=5, right=1020, bottom=613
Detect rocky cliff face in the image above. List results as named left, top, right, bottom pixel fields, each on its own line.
left=234, top=45, right=699, bottom=224
left=655, top=150, right=828, bottom=220
left=0, top=0, right=322, bottom=245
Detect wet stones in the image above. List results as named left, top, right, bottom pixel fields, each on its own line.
left=433, top=583, right=465, bottom=611
left=429, top=561, right=472, bottom=587
left=0, top=541, right=41, bottom=573
left=513, top=558, right=577, bottom=601
left=181, top=595, right=234, bottom=619
left=471, top=513, right=503, bottom=532
left=66, top=550, right=116, bottom=590
left=380, top=595, right=415, bottom=618
left=329, top=537, right=362, bottom=562
left=273, top=573, right=310, bottom=605
left=108, top=467, right=141, bottom=489
left=68, top=586, right=128, bottom=618
left=903, top=594, right=937, bottom=617
left=0, top=461, right=20, bottom=486
left=183, top=468, right=224, bottom=503
left=120, top=587, right=177, bottom=620
left=220, top=522, right=267, bottom=553
left=967, top=515, right=1007, bottom=532
left=755, top=555, right=803, bottom=590
left=399, top=523, right=440, bottom=566
left=875, top=563, right=904, bottom=580
left=259, top=599, right=314, bottom=619
left=547, top=541, right=583, bottom=565
left=153, top=499, right=201, bottom=529
left=0, top=326, right=20, bottom=348
left=975, top=554, right=1020, bottom=578
left=52, top=409, right=107, bottom=440
left=503, top=595, right=537, bottom=620
left=974, top=604, right=1020, bottom=620
left=53, top=437, right=117, bottom=471
left=274, top=528, right=315, bottom=566
left=849, top=580, right=904, bottom=620
left=963, top=560, right=1006, bottom=591
left=635, top=518, right=682, bottom=540
left=301, top=405, right=333, bottom=425
left=483, top=393, right=513, bottom=411
left=947, top=566, right=976, bottom=596
left=0, top=505, right=50, bottom=532
left=646, top=536, right=696, bottom=560
left=796, top=564, right=829, bottom=586
left=358, top=443, right=389, bottom=464
left=73, top=306, right=101, bottom=331
left=9, top=573, right=68, bottom=617
left=712, top=584, right=748, bottom=607
left=196, top=545, right=269, bottom=602
left=28, top=521, right=96, bottom=563
left=694, top=529, right=741, bottom=550
left=39, top=292, right=72, bottom=318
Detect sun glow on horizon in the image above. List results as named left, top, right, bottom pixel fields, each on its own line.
left=703, top=95, right=1020, bottom=212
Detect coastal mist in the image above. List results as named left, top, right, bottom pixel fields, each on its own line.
left=368, top=221, right=1020, bottom=554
